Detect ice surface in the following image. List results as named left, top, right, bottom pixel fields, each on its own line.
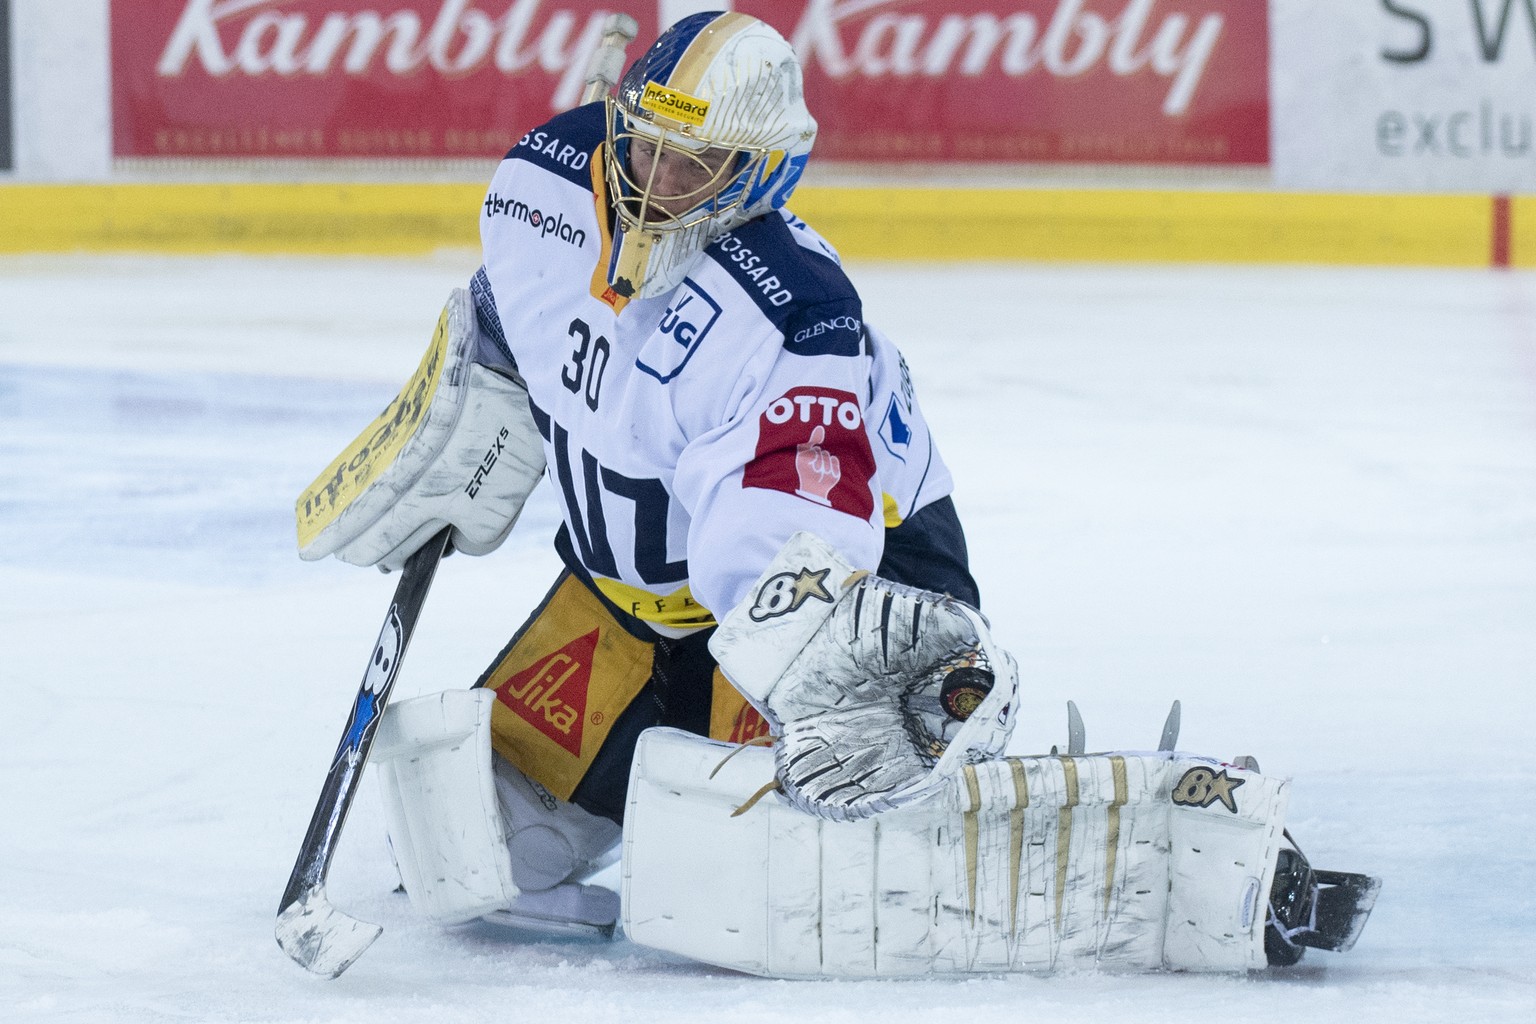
left=2, top=254, right=1533, bottom=1022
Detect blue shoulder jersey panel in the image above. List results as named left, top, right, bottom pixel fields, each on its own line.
left=703, top=213, right=864, bottom=358
left=469, top=266, right=515, bottom=368
left=504, top=102, right=606, bottom=189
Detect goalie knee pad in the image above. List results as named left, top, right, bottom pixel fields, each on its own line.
left=491, top=753, right=621, bottom=892
left=372, top=689, right=620, bottom=928
left=372, top=689, right=518, bottom=925
left=295, top=287, right=545, bottom=571
left=622, top=728, right=1290, bottom=977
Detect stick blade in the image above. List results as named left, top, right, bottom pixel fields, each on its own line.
left=276, top=888, right=382, bottom=979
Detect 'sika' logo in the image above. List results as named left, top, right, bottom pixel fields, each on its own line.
left=742, top=386, right=875, bottom=520
left=728, top=704, right=771, bottom=745
left=492, top=629, right=597, bottom=756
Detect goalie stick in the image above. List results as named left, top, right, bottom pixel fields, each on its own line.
left=275, top=15, right=639, bottom=977
left=579, top=13, right=639, bottom=105
left=275, top=527, right=450, bottom=978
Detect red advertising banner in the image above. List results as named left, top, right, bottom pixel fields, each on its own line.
left=111, top=1, right=1268, bottom=164
left=739, top=0, right=1270, bottom=165
left=111, top=1, right=659, bottom=159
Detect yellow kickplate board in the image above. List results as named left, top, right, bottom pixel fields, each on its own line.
left=0, top=183, right=1525, bottom=267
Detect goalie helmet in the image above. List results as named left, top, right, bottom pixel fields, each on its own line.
left=603, top=11, right=817, bottom=300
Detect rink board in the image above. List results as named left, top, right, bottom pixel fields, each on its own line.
left=0, top=184, right=1527, bottom=269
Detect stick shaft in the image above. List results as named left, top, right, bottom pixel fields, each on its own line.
left=278, top=528, right=451, bottom=913
left=580, top=13, right=639, bottom=105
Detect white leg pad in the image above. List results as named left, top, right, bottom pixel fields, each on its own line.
left=622, top=728, right=1288, bottom=976
left=372, top=689, right=518, bottom=925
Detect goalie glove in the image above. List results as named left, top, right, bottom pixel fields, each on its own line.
left=295, top=288, right=545, bottom=571
left=709, top=532, right=1017, bottom=821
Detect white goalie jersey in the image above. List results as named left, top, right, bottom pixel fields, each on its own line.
left=477, top=103, right=954, bottom=633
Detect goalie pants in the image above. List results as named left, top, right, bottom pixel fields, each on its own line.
left=474, top=496, right=978, bottom=824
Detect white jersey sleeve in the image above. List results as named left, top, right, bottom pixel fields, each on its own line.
left=864, top=322, right=955, bottom=527
left=667, top=224, right=884, bottom=617
left=779, top=211, right=956, bottom=528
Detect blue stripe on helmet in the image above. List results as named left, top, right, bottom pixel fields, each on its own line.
left=619, top=11, right=722, bottom=99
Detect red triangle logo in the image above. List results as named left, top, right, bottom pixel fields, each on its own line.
left=728, top=704, right=771, bottom=745
left=492, top=629, right=597, bottom=756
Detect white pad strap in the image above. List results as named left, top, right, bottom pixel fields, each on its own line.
left=296, top=287, right=545, bottom=570
left=622, top=728, right=1288, bottom=977
left=372, top=689, right=518, bottom=925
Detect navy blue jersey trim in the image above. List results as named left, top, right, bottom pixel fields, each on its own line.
left=878, top=495, right=978, bottom=608
left=783, top=300, right=864, bottom=358
left=704, top=214, right=864, bottom=356
left=469, top=266, right=515, bottom=367
left=503, top=103, right=605, bottom=189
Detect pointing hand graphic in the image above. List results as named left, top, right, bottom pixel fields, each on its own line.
left=795, top=425, right=841, bottom=506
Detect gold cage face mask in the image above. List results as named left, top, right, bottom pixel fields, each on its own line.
left=604, top=98, right=776, bottom=234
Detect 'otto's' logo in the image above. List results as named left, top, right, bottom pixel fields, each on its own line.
left=492, top=630, right=597, bottom=756
left=1171, top=766, right=1245, bottom=814
left=749, top=566, right=834, bottom=622
left=742, top=386, right=876, bottom=520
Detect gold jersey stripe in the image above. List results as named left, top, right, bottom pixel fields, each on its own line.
left=592, top=577, right=715, bottom=630
left=586, top=145, right=631, bottom=314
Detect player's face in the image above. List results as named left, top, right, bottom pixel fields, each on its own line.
left=627, top=137, right=737, bottom=220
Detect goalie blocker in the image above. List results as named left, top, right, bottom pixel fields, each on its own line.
left=295, top=288, right=545, bottom=571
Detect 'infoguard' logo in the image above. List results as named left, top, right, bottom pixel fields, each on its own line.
left=640, top=81, right=710, bottom=127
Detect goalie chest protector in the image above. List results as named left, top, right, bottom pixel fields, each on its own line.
left=478, top=104, right=951, bottom=632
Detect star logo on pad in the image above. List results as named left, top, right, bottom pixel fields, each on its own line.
left=790, top=567, right=833, bottom=608
left=749, top=566, right=835, bottom=622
